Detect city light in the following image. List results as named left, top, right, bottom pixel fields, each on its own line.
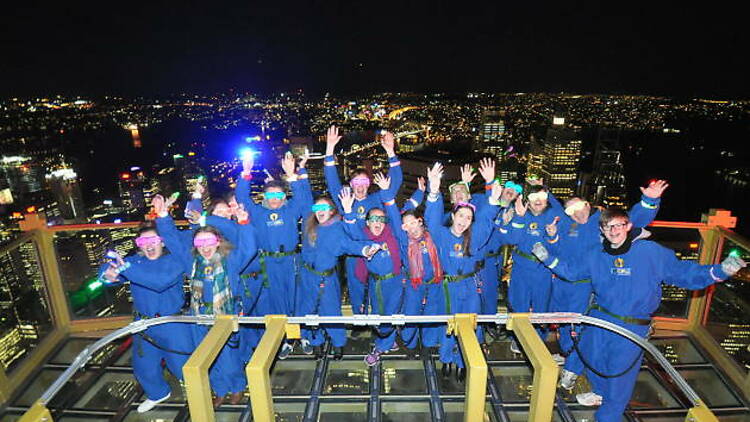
left=729, top=249, right=742, bottom=258
left=240, top=147, right=257, bottom=160
left=87, top=280, right=103, bottom=291
left=120, top=173, right=131, bottom=179
left=25, top=206, right=36, bottom=213
left=245, top=135, right=261, bottom=142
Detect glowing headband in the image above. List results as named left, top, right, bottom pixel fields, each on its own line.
left=366, top=215, right=387, bottom=223
left=263, top=192, right=286, bottom=200
left=311, top=203, right=333, bottom=212
left=135, top=235, right=162, bottom=248
left=527, top=191, right=548, bottom=202
left=350, top=176, right=371, bottom=187
left=564, top=200, right=588, bottom=216
left=449, top=181, right=470, bottom=193
left=454, top=201, right=476, bottom=212
left=503, top=181, right=523, bottom=194
left=193, top=235, right=219, bottom=248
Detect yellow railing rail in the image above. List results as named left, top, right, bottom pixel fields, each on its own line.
left=507, top=313, right=558, bottom=422
left=451, top=313, right=488, bottom=422
left=183, top=315, right=238, bottom=422
left=246, top=315, right=300, bottom=422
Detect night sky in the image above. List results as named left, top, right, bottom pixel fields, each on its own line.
left=1, top=2, right=748, bottom=98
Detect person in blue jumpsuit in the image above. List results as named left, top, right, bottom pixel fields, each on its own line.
left=324, top=126, right=403, bottom=320
left=532, top=208, right=746, bottom=422
left=341, top=183, right=406, bottom=366
left=297, top=196, right=381, bottom=359
left=376, top=175, right=445, bottom=357
left=154, top=195, right=257, bottom=408
left=424, top=163, right=501, bottom=380
left=234, top=151, right=313, bottom=358
left=99, top=224, right=193, bottom=413
left=548, top=180, right=668, bottom=389
left=502, top=180, right=566, bottom=351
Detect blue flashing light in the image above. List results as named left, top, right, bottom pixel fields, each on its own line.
left=245, top=135, right=262, bottom=142
left=240, top=148, right=257, bottom=160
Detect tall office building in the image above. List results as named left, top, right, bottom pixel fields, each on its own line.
left=478, top=109, right=506, bottom=156
left=46, top=168, right=86, bottom=221
left=118, top=169, right=146, bottom=212
left=539, top=118, right=583, bottom=200
left=590, top=138, right=627, bottom=208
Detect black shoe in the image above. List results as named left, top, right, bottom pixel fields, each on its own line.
left=441, top=363, right=452, bottom=377
left=313, top=346, right=324, bottom=360
left=333, top=346, right=344, bottom=360
left=456, top=367, right=466, bottom=382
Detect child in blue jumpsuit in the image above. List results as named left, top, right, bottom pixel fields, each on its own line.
left=323, top=126, right=403, bottom=317
left=155, top=196, right=257, bottom=407
left=424, top=163, right=499, bottom=378
left=549, top=184, right=664, bottom=387
left=235, top=152, right=313, bottom=357
left=99, top=224, right=193, bottom=413
left=297, top=197, right=380, bottom=359
left=534, top=208, right=746, bottom=422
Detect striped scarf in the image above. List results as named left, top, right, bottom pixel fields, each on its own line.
left=190, top=253, right=234, bottom=315
left=407, top=231, right=443, bottom=288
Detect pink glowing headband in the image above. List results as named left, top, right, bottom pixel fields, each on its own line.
left=350, top=176, right=371, bottom=187
left=193, top=235, right=219, bottom=248
left=453, top=201, right=476, bottom=212
left=135, top=235, right=162, bottom=248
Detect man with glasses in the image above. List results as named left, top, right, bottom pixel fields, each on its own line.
left=532, top=208, right=746, bottom=422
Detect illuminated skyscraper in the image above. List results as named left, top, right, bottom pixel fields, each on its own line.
left=479, top=109, right=506, bottom=156
left=128, top=124, right=142, bottom=148
left=590, top=138, right=627, bottom=208
left=118, top=169, right=146, bottom=212
left=46, top=168, right=86, bottom=221
left=539, top=118, right=582, bottom=200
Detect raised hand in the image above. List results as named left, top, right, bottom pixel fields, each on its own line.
left=103, top=263, right=121, bottom=283
left=373, top=172, right=391, bottom=191
left=478, top=158, right=496, bottom=183
left=531, top=242, right=550, bottom=262
left=490, top=180, right=502, bottom=204
left=514, top=195, right=528, bottom=217
left=426, top=162, right=444, bottom=193
left=339, top=188, right=355, bottom=214
left=460, top=164, right=476, bottom=184
left=326, top=125, right=342, bottom=155
left=640, top=179, right=669, bottom=199
left=165, top=192, right=180, bottom=209
left=363, top=243, right=383, bottom=260
left=501, top=207, right=515, bottom=225
left=282, top=152, right=296, bottom=178
left=299, top=148, right=310, bottom=169
left=235, top=204, right=249, bottom=223
left=721, top=255, right=747, bottom=277
left=242, top=152, right=254, bottom=174
left=417, top=176, right=426, bottom=191
left=152, top=195, right=167, bottom=217
left=186, top=209, right=202, bottom=225
left=545, top=216, right=560, bottom=237
left=381, top=131, right=396, bottom=156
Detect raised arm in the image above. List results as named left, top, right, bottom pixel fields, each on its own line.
left=375, top=175, right=407, bottom=246
left=424, top=162, right=445, bottom=235
left=381, top=131, right=403, bottom=199
left=282, top=152, right=314, bottom=220
left=629, top=179, right=667, bottom=228
left=235, top=152, right=263, bottom=214
left=324, top=125, right=345, bottom=209
left=660, top=244, right=745, bottom=290
left=470, top=181, right=501, bottom=254
left=401, top=177, right=425, bottom=213
left=339, top=187, right=368, bottom=240
left=531, top=241, right=592, bottom=282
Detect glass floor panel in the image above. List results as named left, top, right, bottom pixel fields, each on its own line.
left=272, top=359, right=317, bottom=395
left=0, top=414, right=22, bottom=422
left=273, top=402, right=306, bottom=421
left=12, top=368, right=66, bottom=407
left=211, top=410, right=244, bottom=422
left=135, top=370, right=186, bottom=403
left=505, top=408, right=564, bottom=422
left=484, top=339, right=527, bottom=361
left=381, top=401, right=431, bottom=421
left=649, top=337, right=707, bottom=365
left=323, top=360, right=370, bottom=394
left=491, top=364, right=534, bottom=402
left=317, top=402, right=368, bottom=421
left=381, top=360, right=427, bottom=394
left=58, top=417, right=110, bottom=422
left=114, top=348, right=133, bottom=366
left=121, top=409, right=181, bottom=421
left=678, top=367, right=743, bottom=407
left=443, top=402, right=498, bottom=422
left=631, top=369, right=680, bottom=409
left=73, top=371, right=139, bottom=410
left=48, top=338, right=97, bottom=365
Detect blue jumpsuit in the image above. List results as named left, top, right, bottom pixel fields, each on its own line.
left=382, top=194, right=444, bottom=350
left=425, top=193, right=497, bottom=368
left=157, top=214, right=257, bottom=397
left=324, top=154, right=402, bottom=315
left=543, top=237, right=728, bottom=422
left=344, top=213, right=406, bottom=353
left=549, top=195, right=660, bottom=375
left=99, top=253, right=192, bottom=401
left=296, top=218, right=374, bottom=347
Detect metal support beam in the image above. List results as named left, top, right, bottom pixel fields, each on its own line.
left=0, top=362, right=8, bottom=404
left=18, top=400, right=53, bottom=422
left=685, top=400, right=719, bottom=422
left=184, top=315, right=237, bottom=422
left=453, top=314, right=488, bottom=422
left=246, top=315, right=299, bottom=422
left=507, top=313, right=558, bottom=422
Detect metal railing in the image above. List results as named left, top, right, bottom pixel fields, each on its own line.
left=17, top=312, right=719, bottom=422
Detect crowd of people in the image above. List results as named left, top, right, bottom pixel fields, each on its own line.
left=100, top=126, right=746, bottom=421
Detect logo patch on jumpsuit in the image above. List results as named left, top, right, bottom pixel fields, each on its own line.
left=267, top=213, right=284, bottom=227
left=611, top=258, right=631, bottom=276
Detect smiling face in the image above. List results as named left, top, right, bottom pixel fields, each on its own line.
left=527, top=191, right=549, bottom=215
left=194, top=231, right=219, bottom=260
left=600, top=217, right=632, bottom=246
left=449, top=184, right=470, bottom=204
left=314, top=199, right=335, bottom=224
left=350, top=172, right=370, bottom=200
left=450, top=206, right=474, bottom=236
left=565, top=197, right=591, bottom=224
left=211, top=201, right=232, bottom=219
left=264, top=186, right=285, bottom=209
left=401, top=214, right=425, bottom=239
left=137, top=229, right=164, bottom=260
left=501, top=188, right=519, bottom=206
left=366, top=209, right=386, bottom=236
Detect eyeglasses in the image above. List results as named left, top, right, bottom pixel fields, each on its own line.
left=601, top=222, right=628, bottom=232
left=366, top=215, right=387, bottom=224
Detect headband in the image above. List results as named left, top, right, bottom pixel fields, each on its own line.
left=527, top=191, right=548, bottom=202
left=449, top=181, right=470, bottom=193
left=350, top=176, right=371, bottom=187
left=311, top=203, right=333, bottom=212
left=503, top=181, right=523, bottom=194
left=135, top=235, right=162, bottom=248
left=264, top=192, right=286, bottom=200
left=193, top=234, right=219, bottom=248
left=564, top=200, right=588, bottom=216
left=366, top=215, right=387, bottom=223
left=453, top=201, right=476, bottom=212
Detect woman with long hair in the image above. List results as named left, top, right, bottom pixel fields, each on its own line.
left=154, top=194, right=257, bottom=408
left=296, top=195, right=381, bottom=359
